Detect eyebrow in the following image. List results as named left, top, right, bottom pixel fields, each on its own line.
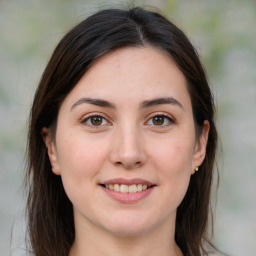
left=70, top=97, right=116, bottom=111
left=70, top=96, right=183, bottom=111
left=141, top=97, right=183, bottom=109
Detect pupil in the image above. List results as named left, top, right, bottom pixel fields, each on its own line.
left=92, top=116, right=102, bottom=125
left=153, top=116, right=164, bottom=125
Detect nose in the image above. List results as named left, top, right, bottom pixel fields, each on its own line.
left=109, top=125, right=147, bottom=169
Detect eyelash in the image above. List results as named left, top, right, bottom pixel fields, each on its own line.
left=81, top=113, right=175, bottom=128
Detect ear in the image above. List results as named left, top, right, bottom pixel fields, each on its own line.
left=41, top=127, right=61, bottom=175
left=191, top=121, right=210, bottom=174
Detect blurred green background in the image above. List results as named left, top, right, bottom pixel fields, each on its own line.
left=1, top=0, right=255, bottom=255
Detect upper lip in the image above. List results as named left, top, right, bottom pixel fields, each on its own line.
left=101, top=178, right=155, bottom=186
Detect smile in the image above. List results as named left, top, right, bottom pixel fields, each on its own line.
left=102, top=184, right=154, bottom=193
left=100, top=178, right=156, bottom=203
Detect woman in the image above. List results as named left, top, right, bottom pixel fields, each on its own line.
left=26, top=7, right=221, bottom=256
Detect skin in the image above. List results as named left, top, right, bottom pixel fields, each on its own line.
left=43, top=46, right=209, bottom=256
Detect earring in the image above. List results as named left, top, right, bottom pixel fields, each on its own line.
left=195, top=167, right=199, bottom=171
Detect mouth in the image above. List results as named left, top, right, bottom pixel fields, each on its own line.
left=100, top=183, right=156, bottom=193
left=99, top=178, right=157, bottom=202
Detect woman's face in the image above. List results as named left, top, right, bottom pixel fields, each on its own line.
left=44, top=46, right=209, bottom=237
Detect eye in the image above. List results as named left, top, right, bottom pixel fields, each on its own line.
left=82, top=115, right=109, bottom=127
left=146, top=114, right=174, bottom=126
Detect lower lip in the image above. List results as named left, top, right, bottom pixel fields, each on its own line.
left=101, top=186, right=155, bottom=203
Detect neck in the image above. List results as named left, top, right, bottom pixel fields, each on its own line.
left=69, top=214, right=183, bottom=256
left=70, top=235, right=182, bottom=256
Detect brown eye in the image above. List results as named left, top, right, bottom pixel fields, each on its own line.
left=91, top=116, right=103, bottom=126
left=146, top=114, right=174, bottom=126
left=152, top=116, right=165, bottom=125
left=83, top=115, right=108, bottom=127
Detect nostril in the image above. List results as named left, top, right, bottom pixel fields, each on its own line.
left=114, top=160, right=142, bottom=168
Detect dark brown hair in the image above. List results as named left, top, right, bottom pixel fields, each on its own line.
left=26, top=7, right=219, bottom=256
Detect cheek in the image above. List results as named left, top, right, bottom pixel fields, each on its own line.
left=153, top=137, right=195, bottom=174
left=56, top=133, right=107, bottom=188
left=151, top=137, right=194, bottom=204
left=55, top=133, right=109, bottom=211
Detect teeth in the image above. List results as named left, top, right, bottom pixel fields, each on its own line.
left=113, top=184, right=120, bottom=192
left=105, top=184, right=150, bottom=193
left=142, top=184, right=147, bottom=190
left=120, top=184, right=129, bottom=193
left=128, top=184, right=137, bottom=193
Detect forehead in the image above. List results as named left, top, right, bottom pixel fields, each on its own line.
left=61, top=46, right=191, bottom=110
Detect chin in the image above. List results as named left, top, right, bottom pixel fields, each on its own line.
left=102, top=212, right=160, bottom=237
left=107, top=224, right=150, bottom=237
